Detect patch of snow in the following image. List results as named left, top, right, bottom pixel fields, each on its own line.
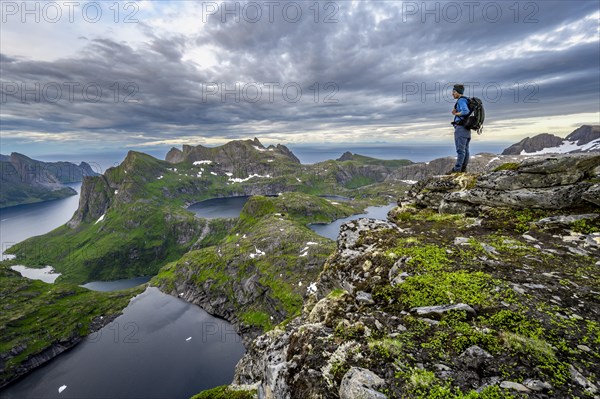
left=296, top=177, right=302, bottom=182
left=521, top=138, right=600, bottom=155
left=301, top=246, right=309, bottom=252
left=268, top=159, right=274, bottom=162
left=249, top=246, right=266, bottom=259
left=193, top=160, right=213, bottom=165
left=486, top=156, right=500, bottom=164
left=228, top=174, right=271, bottom=183
left=400, top=180, right=418, bottom=185
left=58, top=385, right=67, bottom=394
left=210, top=172, right=217, bottom=176
left=114, top=190, right=118, bottom=194
left=268, top=148, right=274, bottom=151
left=95, top=214, right=105, bottom=224
left=307, top=282, right=318, bottom=294
left=253, top=145, right=266, bottom=152
left=157, top=175, right=163, bottom=180
left=225, top=172, right=233, bottom=177
left=300, top=251, right=308, bottom=257
left=330, top=201, right=340, bottom=205
left=306, top=242, right=318, bottom=245
left=298, top=281, right=303, bottom=287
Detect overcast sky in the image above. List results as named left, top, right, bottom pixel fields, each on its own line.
left=1, top=0, right=599, bottom=156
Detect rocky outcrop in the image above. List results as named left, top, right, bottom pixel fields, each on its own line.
left=404, top=154, right=600, bottom=214
left=385, top=153, right=525, bottom=182
left=230, top=154, right=599, bottom=399
left=67, top=175, right=113, bottom=228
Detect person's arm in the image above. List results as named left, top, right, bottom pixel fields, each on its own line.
left=454, top=98, right=470, bottom=116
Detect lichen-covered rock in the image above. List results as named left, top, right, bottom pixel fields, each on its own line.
left=339, top=368, right=387, bottom=399
left=405, top=153, right=600, bottom=213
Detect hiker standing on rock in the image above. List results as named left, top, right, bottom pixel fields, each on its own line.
left=451, top=84, right=471, bottom=173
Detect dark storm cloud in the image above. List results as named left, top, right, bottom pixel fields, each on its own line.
left=1, top=0, right=598, bottom=143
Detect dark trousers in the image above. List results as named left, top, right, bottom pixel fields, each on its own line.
left=453, top=125, right=471, bottom=172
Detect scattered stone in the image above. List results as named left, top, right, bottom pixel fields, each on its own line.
left=512, top=284, right=526, bottom=295
left=523, top=283, right=546, bottom=290
left=434, top=363, right=451, bottom=371
left=535, top=214, right=599, bottom=228
left=522, top=234, right=537, bottom=241
left=458, top=345, right=493, bottom=370
left=523, top=379, right=553, bottom=391
left=568, top=246, right=590, bottom=256
left=410, top=303, right=476, bottom=319
left=569, top=364, right=598, bottom=393
left=339, top=367, right=387, bottom=399
left=577, top=345, right=591, bottom=352
left=500, top=381, right=531, bottom=393
left=481, top=243, right=498, bottom=255
left=454, top=237, right=470, bottom=246
left=390, top=272, right=409, bottom=287
left=356, top=291, right=375, bottom=306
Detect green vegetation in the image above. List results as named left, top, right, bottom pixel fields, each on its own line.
left=0, top=265, right=142, bottom=386
left=190, top=385, right=256, bottom=399
left=152, top=193, right=365, bottom=332
left=570, top=217, right=600, bottom=234
left=4, top=146, right=404, bottom=284
left=492, top=162, right=520, bottom=172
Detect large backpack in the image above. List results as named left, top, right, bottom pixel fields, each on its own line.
left=462, top=97, right=485, bottom=134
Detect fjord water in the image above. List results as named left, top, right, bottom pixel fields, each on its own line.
left=1, top=287, right=245, bottom=399
left=0, top=183, right=82, bottom=258
left=1, top=186, right=245, bottom=399
left=309, top=203, right=397, bottom=240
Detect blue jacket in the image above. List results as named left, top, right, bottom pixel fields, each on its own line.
left=454, top=96, right=470, bottom=124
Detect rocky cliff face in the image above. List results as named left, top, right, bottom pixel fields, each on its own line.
left=230, top=155, right=600, bottom=399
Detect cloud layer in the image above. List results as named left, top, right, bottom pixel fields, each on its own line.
left=1, top=0, right=599, bottom=150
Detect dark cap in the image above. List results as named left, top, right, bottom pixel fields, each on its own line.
left=453, top=84, right=465, bottom=94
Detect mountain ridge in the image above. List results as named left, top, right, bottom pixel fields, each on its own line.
left=502, top=125, right=600, bottom=155
left=0, top=153, right=99, bottom=208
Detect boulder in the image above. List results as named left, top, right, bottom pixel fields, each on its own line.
left=339, top=367, right=387, bottom=399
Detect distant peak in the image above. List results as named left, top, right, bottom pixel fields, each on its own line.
left=337, top=151, right=355, bottom=161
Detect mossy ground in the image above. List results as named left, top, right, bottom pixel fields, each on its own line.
left=189, top=385, right=256, bottom=399
left=294, top=205, right=599, bottom=398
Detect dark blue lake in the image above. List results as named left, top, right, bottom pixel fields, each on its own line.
left=1, top=187, right=245, bottom=399
left=1, top=287, right=245, bottom=399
